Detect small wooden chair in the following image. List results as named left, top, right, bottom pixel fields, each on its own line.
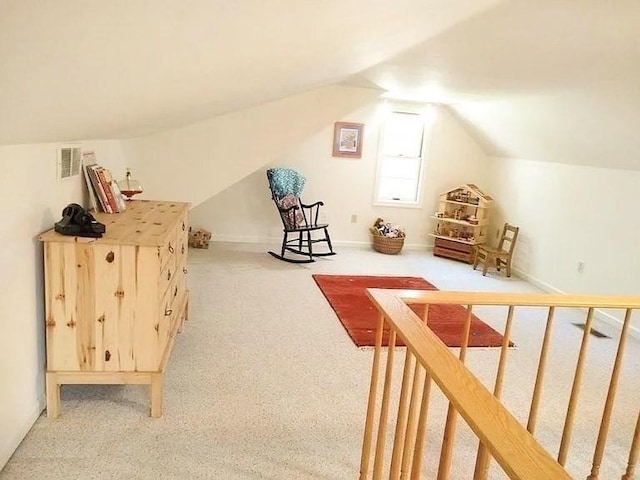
left=267, top=168, right=336, bottom=264
left=473, top=223, right=519, bottom=277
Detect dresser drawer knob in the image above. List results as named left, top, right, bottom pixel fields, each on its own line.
left=168, top=244, right=175, bottom=254
left=183, top=267, right=188, bottom=274
left=165, top=308, right=172, bottom=316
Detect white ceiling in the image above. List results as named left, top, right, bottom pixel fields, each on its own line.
left=0, top=0, right=497, bottom=144
left=349, top=0, right=640, bottom=170
left=2, top=0, right=639, bottom=171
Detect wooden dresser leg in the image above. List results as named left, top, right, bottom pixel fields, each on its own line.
left=46, top=372, right=60, bottom=418
left=150, top=373, right=163, bottom=418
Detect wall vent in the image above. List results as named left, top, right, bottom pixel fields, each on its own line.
left=58, top=146, right=81, bottom=179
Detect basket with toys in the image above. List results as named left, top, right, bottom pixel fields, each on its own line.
left=369, top=218, right=405, bottom=254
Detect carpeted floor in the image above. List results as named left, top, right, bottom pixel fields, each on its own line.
left=312, top=274, right=507, bottom=347
left=1, top=242, right=638, bottom=479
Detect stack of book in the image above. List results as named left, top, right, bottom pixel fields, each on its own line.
left=82, top=151, right=127, bottom=213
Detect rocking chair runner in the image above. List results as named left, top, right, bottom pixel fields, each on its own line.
left=266, top=168, right=336, bottom=263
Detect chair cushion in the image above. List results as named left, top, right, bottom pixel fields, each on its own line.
left=278, top=194, right=305, bottom=229
left=268, top=168, right=306, bottom=198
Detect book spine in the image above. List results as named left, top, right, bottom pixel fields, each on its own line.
left=86, top=165, right=110, bottom=213
left=96, top=168, right=119, bottom=213
left=90, top=166, right=112, bottom=213
left=110, top=180, right=127, bottom=212
left=82, top=162, right=99, bottom=212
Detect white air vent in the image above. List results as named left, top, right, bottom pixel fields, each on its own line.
left=58, top=146, right=81, bottom=179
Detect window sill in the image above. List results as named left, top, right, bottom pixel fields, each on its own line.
left=373, top=200, right=422, bottom=209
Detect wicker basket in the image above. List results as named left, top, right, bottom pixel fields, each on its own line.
left=371, top=234, right=405, bottom=254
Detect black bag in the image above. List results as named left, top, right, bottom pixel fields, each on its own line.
left=54, top=203, right=106, bottom=238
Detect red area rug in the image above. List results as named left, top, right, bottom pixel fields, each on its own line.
left=312, top=275, right=506, bottom=348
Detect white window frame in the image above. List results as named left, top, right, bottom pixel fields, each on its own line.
left=373, top=102, right=434, bottom=208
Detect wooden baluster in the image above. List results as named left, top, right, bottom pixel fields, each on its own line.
left=400, top=362, right=425, bottom=479
left=373, top=329, right=397, bottom=480
left=587, top=309, right=633, bottom=480
left=458, top=305, right=473, bottom=364
left=437, top=305, right=473, bottom=480
left=390, top=349, right=416, bottom=479
left=474, top=305, right=515, bottom=479
left=527, top=306, right=556, bottom=434
left=622, top=411, right=640, bottom=480
left=360, top=313, right=386, bottom=480
left=410, top=370, right=432, bottom=480
left=558, top=307, right=595, bottom=465
left=409, top=305, right=432, bottom=480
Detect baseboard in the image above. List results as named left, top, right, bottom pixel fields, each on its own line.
left=212, top=234, right=278, bottom=244
left=512, top=268, right=565, bottom=294
left=211, top=235, right=430, bottom=251
left=0, top=393, right=46, bottom=471
left=513, top=267, right=640, bottom=340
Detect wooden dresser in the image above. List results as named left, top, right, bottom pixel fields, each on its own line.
left=39, top=200, right=190, bottom=417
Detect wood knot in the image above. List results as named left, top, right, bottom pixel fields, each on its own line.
left=154, top=323, right=159, bottom=332
left=55, top=293, right=65, bottom=300
left=97, top=315, right=106, bottom=323
left=67, top=320, right=77, bottom=328
left=46, top=318, right=56, bottom=327
left=114, top=290, right=125, bottom=298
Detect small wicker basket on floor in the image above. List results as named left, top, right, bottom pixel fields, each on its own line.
left=371, top=234, right=405, bottom=254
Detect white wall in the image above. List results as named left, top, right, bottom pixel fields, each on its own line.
left=487, top=156, right=640, bottom=331
left=0, top=140, right=128, bottom=469
left=189, top=102, right=492, bottom=247
left=125, top=85, right=382, bottom=207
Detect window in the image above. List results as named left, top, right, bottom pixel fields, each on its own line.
left=374, top=103, right=433, bottom=205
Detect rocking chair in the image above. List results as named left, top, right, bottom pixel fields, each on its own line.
left=267, top=168, right=336, bottom=263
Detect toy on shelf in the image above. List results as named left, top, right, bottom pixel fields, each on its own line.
left=431, top=184, right=493, bottom=264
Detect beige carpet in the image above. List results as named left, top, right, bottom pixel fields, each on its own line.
left=1, top=242, right=638, bottom=479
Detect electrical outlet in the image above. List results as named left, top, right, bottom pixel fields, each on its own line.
left=577, top=261, right=585, bottom=273
left=351, top=214, right=358, bottom=224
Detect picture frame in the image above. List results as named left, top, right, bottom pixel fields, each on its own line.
left=332, top=122, right=364, bottom=158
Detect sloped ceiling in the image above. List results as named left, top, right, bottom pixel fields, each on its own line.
left=2, top=1, right=638, bottom=172
left=349, top=0, right=640, bottom=170
left=0, top=0, right=499, bottom=144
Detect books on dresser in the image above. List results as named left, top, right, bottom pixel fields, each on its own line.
left=82, top=151, right=127, bottom=213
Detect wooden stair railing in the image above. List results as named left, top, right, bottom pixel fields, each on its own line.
left=359, top=290, right=640, bottom=480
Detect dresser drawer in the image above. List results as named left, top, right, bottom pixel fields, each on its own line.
left=158, top=254, right=177, bottom=300
left=176, top=216, right=189, bottom=270
left=158, top=230, right=178, bottom=271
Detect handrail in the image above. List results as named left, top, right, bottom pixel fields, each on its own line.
left=381, top=289, right=640, bottom=309
left=360, top=289, right=640, bottom=480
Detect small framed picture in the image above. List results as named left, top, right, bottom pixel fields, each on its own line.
left=332, top=122, right=364, bottom=158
